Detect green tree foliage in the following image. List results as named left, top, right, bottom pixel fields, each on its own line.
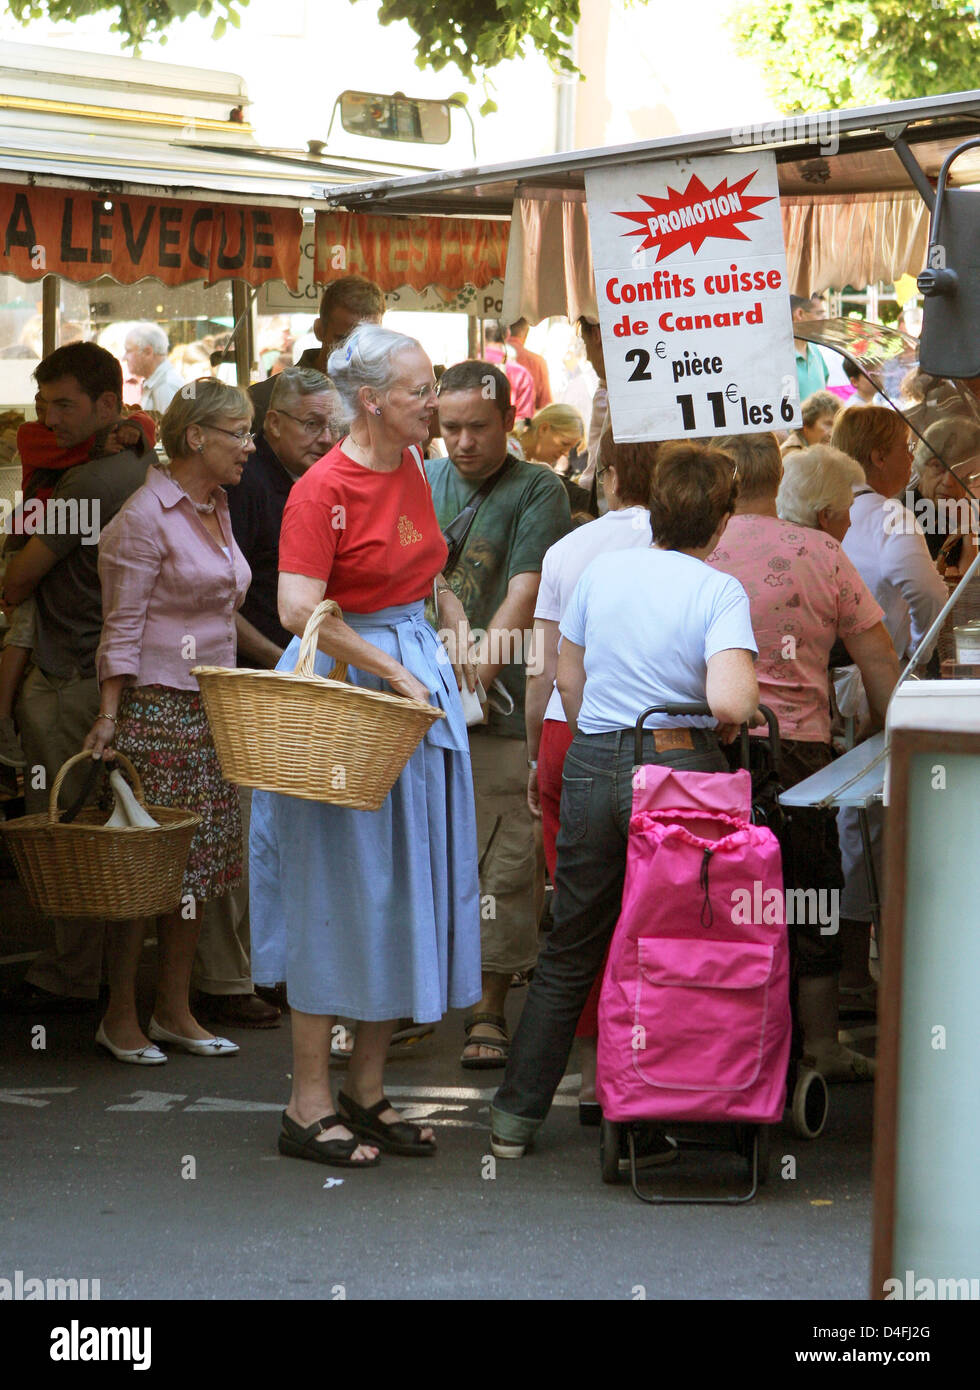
left=729, top=0, right=980, bottom=111
left=8, top=0, right=581, bottom=103
left=8, top=0, right=242, bottom=46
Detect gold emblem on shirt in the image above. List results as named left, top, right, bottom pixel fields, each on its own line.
left=398, top=515, right=422, bottom=546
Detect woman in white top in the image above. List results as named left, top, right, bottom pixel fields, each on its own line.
left=491, top=442, right=761, bottom=1157
left=832, top=406, right=947, bottom=664
left=525, top=431, right=657, bottom=1120
left=830, top=406, right=948, bottom=993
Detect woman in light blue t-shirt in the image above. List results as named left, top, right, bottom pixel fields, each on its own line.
left=491, top=442, right=761, bottom=1158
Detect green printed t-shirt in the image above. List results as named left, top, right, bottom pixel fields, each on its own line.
left=426, top=454, right=573, bottom=738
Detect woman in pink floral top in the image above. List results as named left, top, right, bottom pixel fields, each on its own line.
left=708, top=434, right=899, bottom=1083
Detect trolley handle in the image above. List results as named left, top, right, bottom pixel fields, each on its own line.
left=740, top=705, right=782, bottom=781
left=633, top=702, right=781, bottom=776
left=634, top=703, right=710, bottom=765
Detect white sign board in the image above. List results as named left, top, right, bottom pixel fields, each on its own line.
left=585, top=151, right=800, bottom=441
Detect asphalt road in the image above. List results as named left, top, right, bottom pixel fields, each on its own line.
left=1, top=873, right=878, bottom=1304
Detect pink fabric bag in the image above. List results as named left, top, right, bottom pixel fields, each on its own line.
left=596, top=764, right=791, bottom=1124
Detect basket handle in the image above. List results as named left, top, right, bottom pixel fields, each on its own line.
left=294, top=599, right=349, bottom=683
left=48, top=750, right=145, bottom=826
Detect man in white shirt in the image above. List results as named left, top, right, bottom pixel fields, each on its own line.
left=124, top=323, right=184, bottom=414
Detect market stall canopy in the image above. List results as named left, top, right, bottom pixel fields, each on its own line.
left=0, top=59, right=427, bottom=291
left=321, top=91, right=980, bottom=318
left=313, top=210, right=508, bottom=309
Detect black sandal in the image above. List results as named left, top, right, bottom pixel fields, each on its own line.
left=277, top=1110, right=381, bottom=1168
left=337, top=1091, right=437, bottom=1157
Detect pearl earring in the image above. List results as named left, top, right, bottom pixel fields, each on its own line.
left=374, top=407, right=383, bottom=417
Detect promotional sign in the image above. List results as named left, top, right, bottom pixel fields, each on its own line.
left=0, top=185, right=301, bottom=290
left=585, top=152, right=800, bottom=441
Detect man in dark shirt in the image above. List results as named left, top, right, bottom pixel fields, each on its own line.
left=230, top=367, right=339, bottom=668
left=2, top=343, right=151, bottom=1010
left=249, top=276, right=384, bottom=435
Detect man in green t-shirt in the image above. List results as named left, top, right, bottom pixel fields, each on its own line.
left=431, top=361, right=573, bottom=1068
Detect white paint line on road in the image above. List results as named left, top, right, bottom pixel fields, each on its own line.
left=185, top=1097, right=283, bottom=1113
left=107, top=1091, right=188, bottom=1111
left=0, top=1087, right=76, bottom=1106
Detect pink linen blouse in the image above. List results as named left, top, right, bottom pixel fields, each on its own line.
left=97, top=464, right=251, bottom=691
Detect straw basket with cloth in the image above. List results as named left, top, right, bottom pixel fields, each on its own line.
left=0, top=750, right=199, bottom=921
left=194, top=599, right=444, bottom=809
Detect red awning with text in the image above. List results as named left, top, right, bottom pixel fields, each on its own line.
left=313, top=210, right=508, bottom=295
left=0, top=184, right=302, bottom=289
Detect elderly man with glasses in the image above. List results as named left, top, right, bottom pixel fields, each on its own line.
left=228, top=367, right=340, bottom=671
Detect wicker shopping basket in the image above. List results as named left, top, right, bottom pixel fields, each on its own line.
left=0, top=751, right=200, bottom=920
left=193, top=598, right=445, bottom=810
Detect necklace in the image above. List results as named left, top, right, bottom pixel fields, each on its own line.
left=163, top=466, right=216, bottom=513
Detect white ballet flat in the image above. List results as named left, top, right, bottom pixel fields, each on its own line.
left=96, top=1023, right=167, bottom=1066
left=147, top=1018, right=239, bottom=1056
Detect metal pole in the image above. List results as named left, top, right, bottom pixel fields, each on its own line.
left=41, top=275, right=59, bottom=358
left=230, top=280, right=253, bottom=386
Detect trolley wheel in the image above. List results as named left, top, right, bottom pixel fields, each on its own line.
left=791, top=1066, right=828, bottom=1139
left=600, top=1118, right=623, bottom=1184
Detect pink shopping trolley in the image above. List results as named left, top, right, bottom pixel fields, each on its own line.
left=596, top=703, right=793, bottom=1203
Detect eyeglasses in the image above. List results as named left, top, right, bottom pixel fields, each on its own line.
left=206, top=425, right=255, bottom=445
left=405, top=382, right=438, bottom=401
left=596, top=464, right=609, bottom=481
left=274, top=409, right=332, bottom=437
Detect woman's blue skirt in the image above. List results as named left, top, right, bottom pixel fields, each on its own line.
left=249, top=600, right=482, bottom=1021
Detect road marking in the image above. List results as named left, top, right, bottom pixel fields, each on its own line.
left=1, top=1077, right=583, bottom=1123
left=107, top=1091, right=188, bottom=1112
left=185, top=1097, right=283, bottom=1113
left=0, top=1087, right=76, bottom=1107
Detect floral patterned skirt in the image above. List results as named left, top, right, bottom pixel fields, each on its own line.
left=112, top=685, right=242, bottom=903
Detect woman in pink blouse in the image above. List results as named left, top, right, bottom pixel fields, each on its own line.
left=82, top=379, right=254, bottom=1065
left=707, top=433, right=899, bottom=1083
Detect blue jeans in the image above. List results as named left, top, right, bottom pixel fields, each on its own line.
left=491, top=726, right=728, bottom=1145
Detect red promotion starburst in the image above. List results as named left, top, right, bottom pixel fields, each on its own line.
left=613, top=170, right=772, bottom=262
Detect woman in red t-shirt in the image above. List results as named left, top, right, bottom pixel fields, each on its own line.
left=250, top=324, right=483, bottom=1169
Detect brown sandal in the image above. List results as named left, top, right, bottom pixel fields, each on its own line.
left=460, top=1012, right=509, bottom=1070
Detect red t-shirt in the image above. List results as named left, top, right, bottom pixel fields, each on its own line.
left=279, top=442, right=449, bottom=612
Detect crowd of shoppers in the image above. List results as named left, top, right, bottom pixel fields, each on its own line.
left=2, top=283, right=976, bottom=1173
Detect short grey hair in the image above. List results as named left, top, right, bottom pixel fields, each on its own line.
left=125, top=322, right=169, bottom=356
left=715, top=432, right=782, bottom=497
left=777, top=444, right=864, bottom=528
left=912, top=416, right=980, bottom=481
left=327, top=323, right=420, bottom=422
left=269, top=366, right=334, bottom=413
left=160, top=376, right=253, bottom=460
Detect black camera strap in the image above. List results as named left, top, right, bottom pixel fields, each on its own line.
left=441, top=458, right=509, bottom=576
